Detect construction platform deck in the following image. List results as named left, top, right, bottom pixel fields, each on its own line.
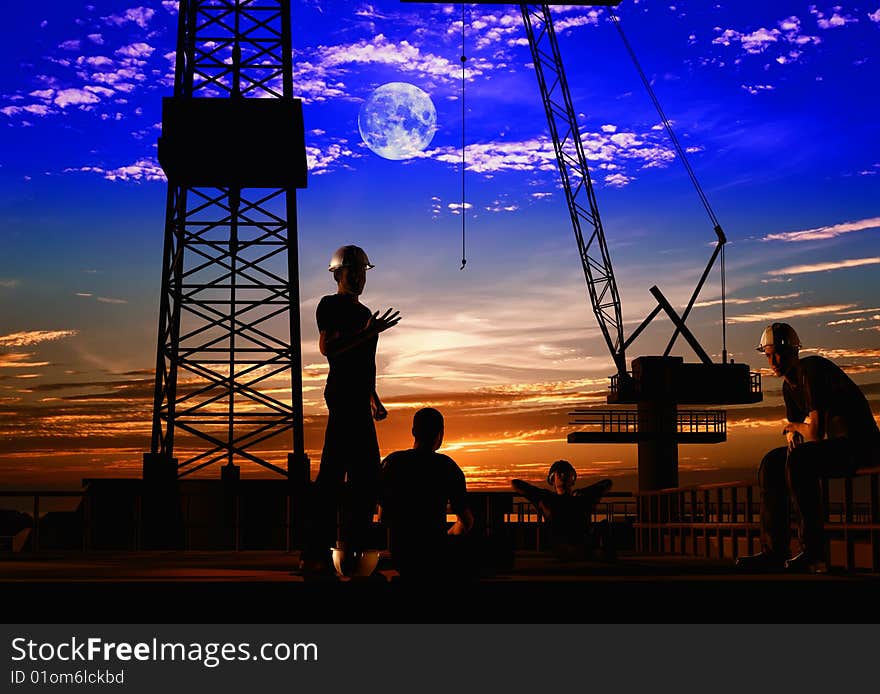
left=3, top=550, right=878, bottom=623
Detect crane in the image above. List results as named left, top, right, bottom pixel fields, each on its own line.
left=403, top=2, right=763, bottom=491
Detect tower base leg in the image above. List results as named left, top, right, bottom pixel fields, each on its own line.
left=141, top=453, right=183, bottom=549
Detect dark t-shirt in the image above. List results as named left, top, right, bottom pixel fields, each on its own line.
left=540, top=495, right=593, bottom=544
left=784, top=355, right=879, bottom=441
left=316, top=294, right=377, bottom=398
left=380, top=449, right=469, bottom=548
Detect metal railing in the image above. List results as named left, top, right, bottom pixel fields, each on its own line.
left=750, top=371, right=762, bottom=395
left=5, top=470, right=879, bottom=574
left=569, top=408, right=726, bottom=436
left=635, top=466, right=880, bottom=572
left=0, top=490, right=86, bottom=552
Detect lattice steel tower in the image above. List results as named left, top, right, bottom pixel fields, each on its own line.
left=145, top=0, right=308, bottom=483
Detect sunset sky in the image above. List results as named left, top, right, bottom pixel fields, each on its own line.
left=1, top=1, right=878, bottom=492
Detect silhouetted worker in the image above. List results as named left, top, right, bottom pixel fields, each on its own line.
left=300, top=244, right=400, bottom=574
left=512, top=460, right=614, bottom=560
left=379, top=407, right=475, bottom=580
left=737, top=322, right=880, bottom=573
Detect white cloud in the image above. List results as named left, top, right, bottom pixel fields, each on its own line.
left=695, top=292, right=803, bottom=308
left=0, top=279, right=20, bottom=288
left=423, top=127, right=673, bottom=180
left=79, top=56, right=115, bottom=69
left=485, top=201, right=519, bottom=213
left=295, top=33, right=500, bottom=103
left=162, top=1, right=179, bottom=14
left=729, top=304, right=855, bottom=323
left=59, top=40, right=81, bottom=51
left=54, top=88, right=101, bottom=108
left=741, top=84, right=775, bottom=94
left=306, top=140, right=360, bottom=175
left=115, top=43, right=155, bottom=59
left=763, top=216, right=880, bottom=242
left=712, top=15, right=821, bottom=61
left=870, top=9, right=880, bottom=23
left=102, top=7, right=155, bottom=29
left=65, top=158, right=166, bottom=183
left=810, top=6, right=859, bottom=29
left=88, top=33, right=104, bottom=45
left=769, top=257, right=880, bottom=276
left=604, top=173, right=633, bottom=187
left=22, top=104, right=51, bottom=116
left=714, top=27, right=780, bottom=53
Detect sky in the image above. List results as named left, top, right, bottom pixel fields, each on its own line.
left=1, top=1, right=879, bottom=493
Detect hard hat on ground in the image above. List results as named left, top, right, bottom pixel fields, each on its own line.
left=328, top=245, right=374, bottom=272
left=757, top=322, right=801, bottom=352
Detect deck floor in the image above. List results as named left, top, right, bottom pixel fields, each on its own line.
left=3, top=550, right=878, bottom=622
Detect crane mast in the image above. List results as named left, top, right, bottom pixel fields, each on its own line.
left=520, top=4, right=627, bottom=379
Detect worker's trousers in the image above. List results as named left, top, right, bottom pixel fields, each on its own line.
left=302, top=394, right=380, bottom=562
left=759, top=437, right=875, bottom=558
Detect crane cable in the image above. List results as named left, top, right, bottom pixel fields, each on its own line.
left=459, top=3, right=467, bottom=270
left=610, top=9, right=727, bottom=358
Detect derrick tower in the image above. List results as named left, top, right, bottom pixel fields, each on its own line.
left=145, top=0, right=308, bottom=483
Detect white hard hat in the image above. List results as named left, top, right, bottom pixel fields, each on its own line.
left=328, top=245, right=374, bottom=271
left=757, top=322, right=801, bottom=352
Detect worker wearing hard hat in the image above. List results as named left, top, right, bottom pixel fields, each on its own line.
left=511, top=460, right=614, bottom=561
left=300, top=244, right=401, bottom=574
left=736, top=322, right=879, bottom=573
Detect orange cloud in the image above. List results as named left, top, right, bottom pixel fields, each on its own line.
left=0, top=329, right=78, bottom=347
left=728, top=304, right=854, bottom=324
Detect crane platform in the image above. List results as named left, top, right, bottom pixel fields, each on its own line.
left=567, top=408, right=726, bottom=444
left=606, top=357, right=763, bottom=405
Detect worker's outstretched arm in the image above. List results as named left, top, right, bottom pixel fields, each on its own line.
left=319, top=308, right=401, bottom=357
left=512, top=479, right=549, bottom=508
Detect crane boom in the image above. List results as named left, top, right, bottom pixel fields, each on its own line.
left=520, top=4, right=627, bottom=378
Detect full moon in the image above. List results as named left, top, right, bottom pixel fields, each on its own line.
left=358, top=82, right=438, bottom=160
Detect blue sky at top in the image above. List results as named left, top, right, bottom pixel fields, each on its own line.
left=0, top=1, right=878, bottom=486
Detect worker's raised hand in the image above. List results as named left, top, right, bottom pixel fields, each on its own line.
left=372, top=400, right=388, bottom=421
left=368, top=308, right=401, bottom=335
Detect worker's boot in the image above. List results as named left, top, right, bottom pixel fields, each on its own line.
left=783, top=551, right=828, bottom=574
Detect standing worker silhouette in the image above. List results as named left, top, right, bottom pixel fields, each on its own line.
left=300, top=245, right=401, bottom=574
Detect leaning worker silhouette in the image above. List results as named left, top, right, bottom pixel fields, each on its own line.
left=736, top=322, right=880, bottom=573
left=299, top=245, right=400, bottom=575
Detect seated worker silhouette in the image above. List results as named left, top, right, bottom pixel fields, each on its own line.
left=736, top=322, right=880, bottom=573
left=379, top=408, right=475, bottom=580
left=512, top=461, right=614, bottom=560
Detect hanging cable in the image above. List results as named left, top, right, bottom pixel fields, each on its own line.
left=721, top=243, right=727, bottom=362
left=610, top=8, right=728, bottom=357
left=459, top=2, right=467, bottom=270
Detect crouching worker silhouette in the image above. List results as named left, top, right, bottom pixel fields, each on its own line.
left=379, top=408, right=476, bottom=581
left=736, top=322, right=880, bottom=574
left=512, top=461, right=614, bottom=560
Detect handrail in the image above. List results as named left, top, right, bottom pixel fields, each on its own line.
left=633, top=466, right=880, bottom=572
